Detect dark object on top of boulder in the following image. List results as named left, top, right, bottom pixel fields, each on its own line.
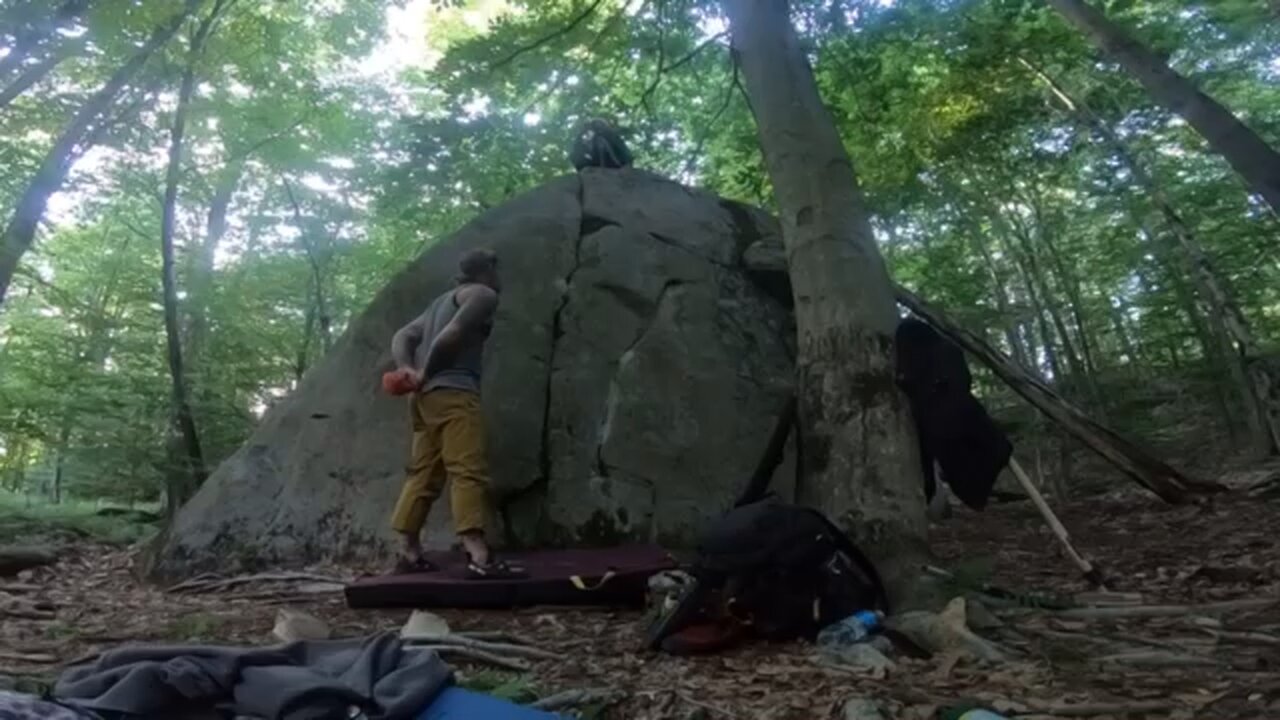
left=894, top=317, right=1013, bottom=510
left=569, top=118, right=633, bottom=170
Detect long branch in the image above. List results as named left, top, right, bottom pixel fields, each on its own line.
left=489, top=0, right=607, bottom=70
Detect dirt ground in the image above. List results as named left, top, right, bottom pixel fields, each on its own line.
left=2, top=484, right=1278, bottom=719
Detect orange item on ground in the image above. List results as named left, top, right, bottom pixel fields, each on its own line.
left=382, top=369, right=418, bottom=396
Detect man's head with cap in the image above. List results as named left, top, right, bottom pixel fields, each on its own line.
left=456, top=248, right=500, bottom=292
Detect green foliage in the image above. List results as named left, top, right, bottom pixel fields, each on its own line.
left=167, top=612, right=226, bottom=642
left=0, top=491, right=159, bottom=546
left=457, top=670, right=540, bottom=704
left=1, top=0, right=1279, bottom=507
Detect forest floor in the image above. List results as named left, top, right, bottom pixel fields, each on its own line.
left=2, top=474, right=1279, bottom=719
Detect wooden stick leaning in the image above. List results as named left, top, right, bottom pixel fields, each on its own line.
left=1008, top=456, right=1106, bottom=589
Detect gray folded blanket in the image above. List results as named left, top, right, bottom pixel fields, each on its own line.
left=53, top=631, right=451, bottom=720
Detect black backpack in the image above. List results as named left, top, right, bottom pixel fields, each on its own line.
left=647, top=498, right=888, bottom=648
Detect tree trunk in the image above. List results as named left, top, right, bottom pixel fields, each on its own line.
left=51, top=416, right=72, bottom=504
left=894, top=285, right=1224, bottom=503
left=185, top=161, right=242, bottom=415
left=1106, top=298, right=1141, bottom=368
left=0, top=0, right=90, bottom=78
left=0, top=37, right=84, bottom=110
left=295, top=272, right=318, bottom=384
left=724, top=0, right=927, bottom=605
left=160, top=0, right=227, bottom=517
left=958, top=203, right=1031, bottom=369
left=998, top=202, right=1093, bottom=396
left=994, top=223, right=1064, bottom=380
left=1038, top=226, right=1100, bottom=378
left=1022, top=57, right=1280, bottom=455
left=0, top=0, right=200, bottom=308
left=282, top=178, right=333, bottom=354
left=1044, top=0, right=1280, bottom=215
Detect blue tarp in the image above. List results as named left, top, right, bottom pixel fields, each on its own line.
left=419, top=687, right=562, bottom=720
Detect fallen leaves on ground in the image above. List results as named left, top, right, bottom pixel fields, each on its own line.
left=1, top=490, right=1278, bottom=719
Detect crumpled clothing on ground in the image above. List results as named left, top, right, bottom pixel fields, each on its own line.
left=0, top=691, right=97, bottom=720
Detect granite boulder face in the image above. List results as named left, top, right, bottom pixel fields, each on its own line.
left=149, top=169, right=796, bottom=576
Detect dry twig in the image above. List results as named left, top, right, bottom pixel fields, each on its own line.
left=678, top=691, right=738, bottom=718
left=166, top=571, right=343, bottom=594
left=1018, top=700, right=1178, bottom=717
left=531, top=688, right=627, bottom=711
left=415, top=644, right=530, bottom=672
left=1053, top=598, right=1277, bottom=619
left=0, top=650, right=58, bottom=664
left=1097, top=650, right=1221, bottom=667
left=402, top=633, right=558, bottom=661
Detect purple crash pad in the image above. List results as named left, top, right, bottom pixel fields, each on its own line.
left=344, top=544, right=677, bottom=609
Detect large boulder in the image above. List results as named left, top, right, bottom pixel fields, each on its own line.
left=149, top=169, right=797, bottom=576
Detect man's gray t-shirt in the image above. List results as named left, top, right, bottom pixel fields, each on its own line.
left=413, top=286, right=489, bottom=395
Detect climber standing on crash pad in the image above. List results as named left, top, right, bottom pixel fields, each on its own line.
left=385, top=248, right=526, bottom=580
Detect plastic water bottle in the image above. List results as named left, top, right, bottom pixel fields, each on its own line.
left=817, top=609, right=882, bottom=648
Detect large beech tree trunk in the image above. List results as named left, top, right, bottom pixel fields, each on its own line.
left=724, top=0, right=927, bottom=606
left=1045, top=0, right=1280, bottom=216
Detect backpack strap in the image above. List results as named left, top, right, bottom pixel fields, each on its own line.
left=813, top=511, right=891, bottom=614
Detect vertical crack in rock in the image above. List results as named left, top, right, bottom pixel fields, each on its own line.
left=502, top=175, right=590, bottom=547
left=592, top=279, right=684, bottom=539
left=719, top=198, right=766, bottom=260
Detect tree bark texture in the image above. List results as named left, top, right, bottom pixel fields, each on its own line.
left=0, top=0, right=200, bottom=308
left=0, top=37, right=84, bottom=110
left=894, top=284, right=1225, bottom=503
left=1045, top=0, right=1280, bottom=215
left=160, top=0, right=227, bottom=516
left=724, top=0, right=927, bottom=604
left=0, top=0, right=91, bottom=78
left=283, top=178, right=333, bottom=354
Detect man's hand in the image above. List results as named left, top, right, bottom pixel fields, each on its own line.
left=400, top=367, right=424, bottom=389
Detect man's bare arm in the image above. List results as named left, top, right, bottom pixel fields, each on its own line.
left=391, top=319, right=425, bottom=371
left=422, top=285, right=498, bottom=379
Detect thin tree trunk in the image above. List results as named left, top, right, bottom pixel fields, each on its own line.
left=1021, top=57, right=1279, bottom=455
left=0, top=0, right=200, bottom=308
left=52, top=419, right=71, bottom=505
left=0, top=0, right=91, bottom=78
left=1107, top=299, right=1141, bottom=368
left=998, top=201, right=1092, bottom=394
left=1011, top=175, right=1102, bottom=379
left=295, top=272, right=317, bottom=384
left=994, top=223, right=1065, bottom=380
left=956, top=201, right=1031, bottom=369
left=160, top=0, right=227, bottom=517
left=724, top=0, right=926, bottom=605
left=0, top=37, right=84, bottom=110
left=185, top=161, right=242, bottom=400
left=894, top=284, right=1224, bottom=503
left=1039, top=227, right=1100, bottom=377
left=1044, top=0, right=1280, bottom=215
left=282, top=178, right=332, bottom=354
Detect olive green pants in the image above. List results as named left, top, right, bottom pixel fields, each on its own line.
left=389, top=389, right=490, bottom=536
